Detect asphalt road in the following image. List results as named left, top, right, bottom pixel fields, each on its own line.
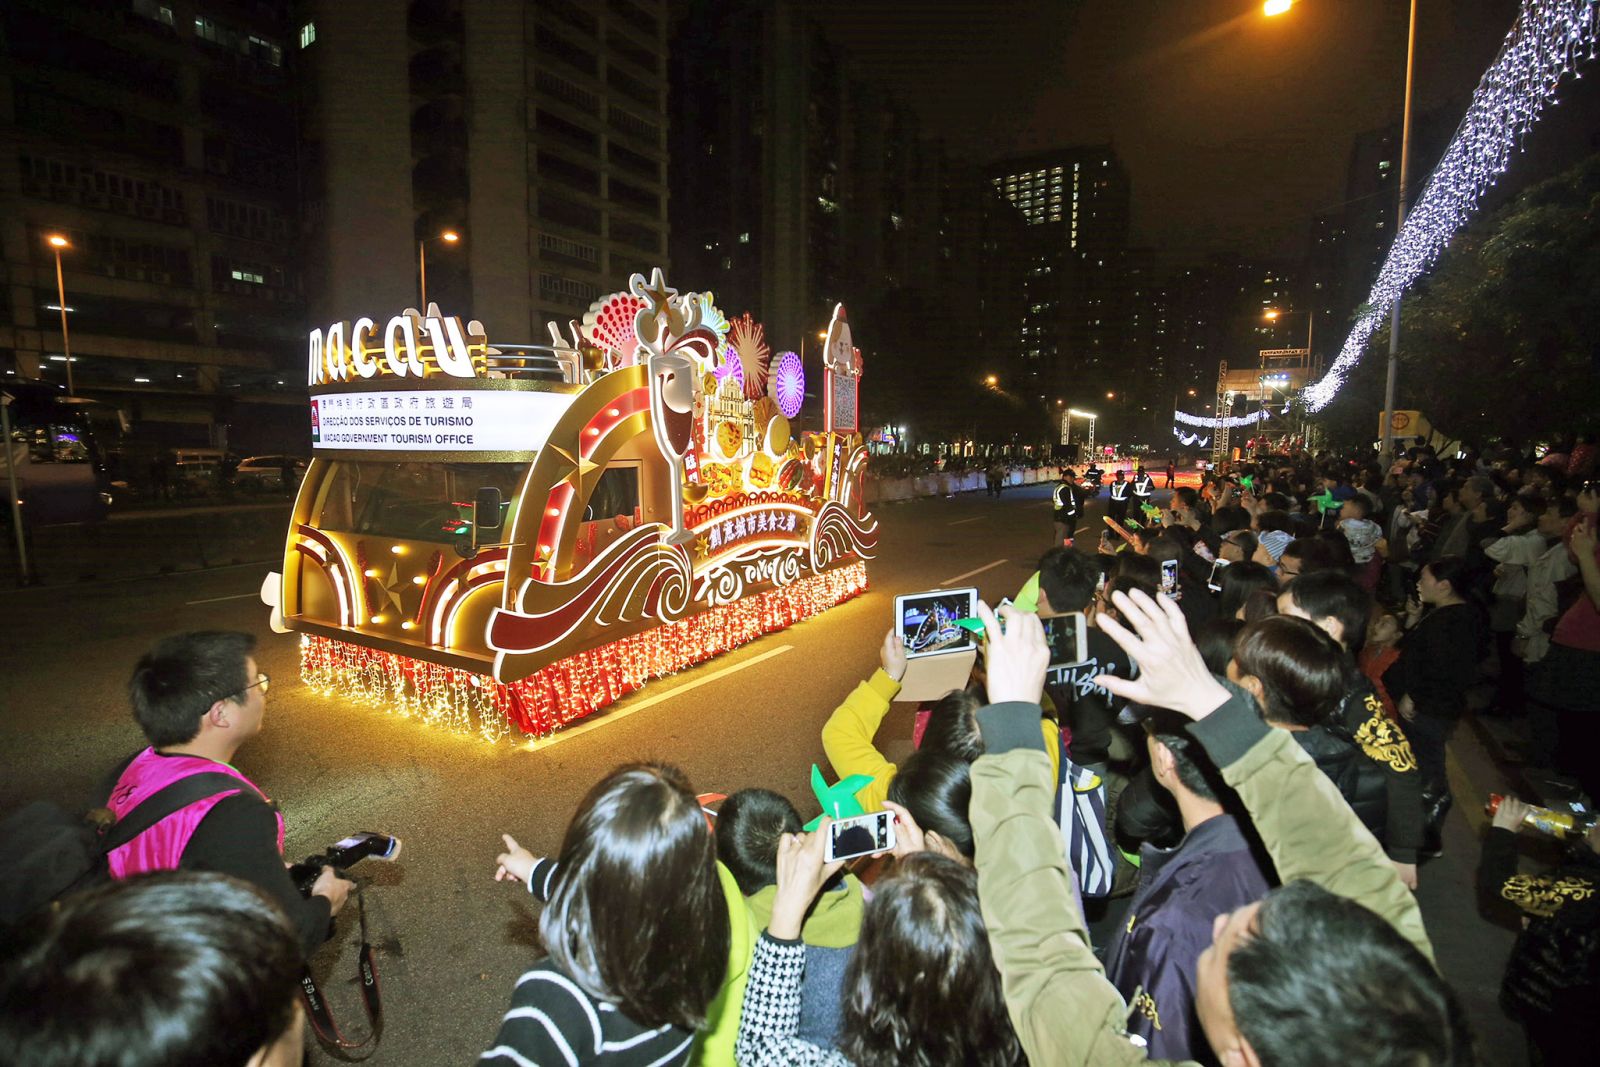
left=0, top=483, right=1528, bottom=1065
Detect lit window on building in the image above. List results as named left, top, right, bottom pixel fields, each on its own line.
left=299, top=22, right=316, bottom=48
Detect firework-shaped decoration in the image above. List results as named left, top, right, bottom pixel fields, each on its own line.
left=727, top=313, right=771, bottom=401
left=694, top=293, right=730, bottom=347
left=714, top=344, right=744, bottom=390
left=581, top=292, right=647, bottom=366
left=771, top=350, right=805, bottom=419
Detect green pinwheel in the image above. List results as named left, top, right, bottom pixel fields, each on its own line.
left=803, top=764, right=872, bottom=830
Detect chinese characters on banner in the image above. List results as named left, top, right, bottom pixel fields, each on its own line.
left=310, top=389, right=572, bottom=453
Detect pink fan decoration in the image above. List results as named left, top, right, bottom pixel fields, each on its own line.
left=728, top=314, right=771, bottom=401
left=772, top=351, right=804, bottom=419
left=583, top=293, right=647, bottom=364
left=714, top=344, right=744, bottom=389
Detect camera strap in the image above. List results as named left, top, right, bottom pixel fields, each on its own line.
left=300, top=883, right=383, bottom=1057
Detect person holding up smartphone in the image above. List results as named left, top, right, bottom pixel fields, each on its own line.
left=735, top=818, right=1025, bottom=1066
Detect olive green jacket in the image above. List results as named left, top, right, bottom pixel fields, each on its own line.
left=969, top=683, right=1434, bottom=1066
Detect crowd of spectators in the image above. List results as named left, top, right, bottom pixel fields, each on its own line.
left=3, top=436, right=1598, bottom=1066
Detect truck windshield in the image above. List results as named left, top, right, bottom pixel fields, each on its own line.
left=313, top=461, right=525, bottom=542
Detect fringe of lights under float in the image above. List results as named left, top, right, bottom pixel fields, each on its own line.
left=300, top=563, right=868, bottom=743
left=1171, top=0, right=1600, bottom=430
left=265, top=268, right=877, bottom=741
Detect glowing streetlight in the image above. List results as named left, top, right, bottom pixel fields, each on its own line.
left=1106, top=391, right=1115, bottom=399
left=1266, top=0, right=1419, bottom=459
left=44, top=234, right=74, bottom=396
left=1264, top=309, right=1280, bottom=320
left=1187, top=389, right=1197, bottom=396
left=418, top=229, right=461, bottom=310
left=984, top=375, right=999, bottom=387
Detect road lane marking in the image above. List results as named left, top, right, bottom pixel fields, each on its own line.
left=941, top=559, right=1008, bottom=584
left=522, top=644, right=794, bottom=752
left=947, top=516, right=985, bottom=526
left=185, top=592, right=261, bottom=605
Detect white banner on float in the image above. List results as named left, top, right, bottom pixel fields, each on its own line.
left=310, top=389, right=573, bottom=453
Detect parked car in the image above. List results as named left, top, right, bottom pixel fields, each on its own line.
left=169, top=448, right=226, bottom=489
left=234, top=454, right=307, bottom=490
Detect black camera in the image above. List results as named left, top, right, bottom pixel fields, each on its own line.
left=289, top=831, right=402, bottom=894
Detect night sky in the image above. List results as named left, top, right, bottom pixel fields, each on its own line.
left=806, top=0, right=1592, bottom=260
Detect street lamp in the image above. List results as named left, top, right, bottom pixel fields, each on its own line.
left=1265, top=0, right=1417, bottom=459
left=984, top=375, right=999, bottom=388
left=45, top=234, right=74, bottom=397
left=418, top=229, right=460, bottom=310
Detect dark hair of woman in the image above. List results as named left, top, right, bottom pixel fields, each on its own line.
left=540, top=762, right=729, bottom=1030
left=1241, top=589, right=1280, bottom=622
left=1217, top=560, right=1277, bottom=620
left=919, top=688, right=986, bottom=763
left=886, top=751, right=974, bottom=858
left=1233, top=615, right=1348, bottom=728
left=1194, top=617, right=1246, bottom=676
left=837, top=853, right=1026, bottom=1067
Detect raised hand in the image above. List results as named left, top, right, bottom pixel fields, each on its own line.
left=1093, top=588, right=1231, bottom=721
left=882, top=801, right=925, bottom=859
left=974, top=601, right=1048, bottom=707
left=768, top=820, right=844, bottom=940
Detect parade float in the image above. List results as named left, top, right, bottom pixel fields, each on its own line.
left=261, top=270, right=876, bottom=740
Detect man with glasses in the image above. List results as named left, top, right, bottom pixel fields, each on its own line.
left=104, top=631, right=350, bottom=954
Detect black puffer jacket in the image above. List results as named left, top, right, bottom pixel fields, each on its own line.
left=1291, top=723, right=1388, bottom=843
left=1478, top=828, right=1600, bottom=1051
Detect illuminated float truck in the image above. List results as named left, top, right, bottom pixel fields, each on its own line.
left=263, top=270, right=876, bottom=740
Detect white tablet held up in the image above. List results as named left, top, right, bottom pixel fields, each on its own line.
left=894, top=587, right=979, bottom=659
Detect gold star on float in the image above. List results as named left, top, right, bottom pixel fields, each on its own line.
left=694, top=535, right=711, bottom=560
left=546, top=444, right=601, bottom=495
left=376, top=562, right=407, bottom=613
left=631, top=267, right=677, bottom=314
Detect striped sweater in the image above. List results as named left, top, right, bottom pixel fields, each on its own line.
left=481, top=959, right=695, bottom=1067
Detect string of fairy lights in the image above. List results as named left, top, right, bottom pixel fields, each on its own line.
left=1171, top=0, right=1600, bottom=428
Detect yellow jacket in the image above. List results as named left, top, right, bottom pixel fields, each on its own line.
left=821, top=668, right=1060, bottom=811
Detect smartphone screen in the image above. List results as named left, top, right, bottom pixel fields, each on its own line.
left=1160, top=559, right=1179, bottom=597
left=897, top=588, right=978, bottom=658
left=825, top=810, right=896, bottom=862
left=1042, top=612, right=1090, bottom=667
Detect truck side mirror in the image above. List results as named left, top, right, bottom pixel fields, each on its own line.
left=473, top=486, right=503, bottom=534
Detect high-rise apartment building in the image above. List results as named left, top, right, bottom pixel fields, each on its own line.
left=301, top=0, right=671, bottom=346
left=0, top=0, right=671, bottom=451
left=670, top=0, right=851, bottom=356
left=1, top=0, right=305, bottom=448
left=987, top=148, right=1131, bottom=400
left=669, top=0, right=1023, bottom=445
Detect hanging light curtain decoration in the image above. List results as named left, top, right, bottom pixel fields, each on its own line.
left=1170, top=0, right=1599, bottom=428
left=1303, top=0, right=1600, bottom=410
